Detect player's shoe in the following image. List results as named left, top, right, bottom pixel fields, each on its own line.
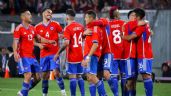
left=17, top=91, right=23, bottom=96
left=61, top=90, right=67, bottom=96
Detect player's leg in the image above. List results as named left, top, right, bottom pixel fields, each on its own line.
left=138, top=59, right=153, bottom=96
left=85, top=55, right=107, bottom=96
left=125, top=58, right=137, bottom=96
left=67, top=63, right=77, bottom=96
left=40, top=56, right=50, bottom=96
left=103, top=54, right=118, bottom=96
left=17, top=58, right=32, bottom=96
left=118, top=60, right=127, bottom=96
left=76, top=63, right=85, bottom=96
left=51, top=56, right=66, bottom=95
left=29, top=59, right=41, bottom=90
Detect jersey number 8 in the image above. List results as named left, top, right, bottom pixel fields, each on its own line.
left=112, top=30, right=121, bottom=44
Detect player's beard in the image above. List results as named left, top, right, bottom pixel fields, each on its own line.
left=27, top=18, right=32, bottom=24
left=46, top=15, right=52, bottom=21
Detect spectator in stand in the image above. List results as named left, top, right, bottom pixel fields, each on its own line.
left=161, top=62, right=171, bottom=77
left=0, top=47, right=9, bottom=77
left=7, top=47, right=18, bottom=77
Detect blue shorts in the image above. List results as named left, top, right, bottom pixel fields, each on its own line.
left=124, top=58, right=138, bottom=79
left=117, top=60, right=126, bottom=75
left=138, top=59, right=153, bottom=75
left=98, top=53, right=113, bottom=72
left=111, top=59, right=119, bottom=75
left=66, top=62, right=83, bottom=74
left=18, top=58, right=40, bottom=74
left=84, top=55, right=98, bottom=75
left=40, top=55, right=60, bottom=72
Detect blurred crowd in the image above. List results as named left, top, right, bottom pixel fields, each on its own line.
left=0, top=0, right=171, bottom=15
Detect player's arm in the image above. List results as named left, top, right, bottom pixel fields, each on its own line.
left=53, top=40, right=69, bottom=61
left=13, top=39, right=20, bottom=62
left=121, top=33, right=137, bottom=41
left=88, top=42, right=98, bottom=57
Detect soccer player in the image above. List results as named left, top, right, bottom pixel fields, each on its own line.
left=108, top=7, right=125, bottom=96
left=84, top=17, right=119, bottom=96
left=35, top=8, right=66, bottom=96
left=13, top=9, right=41, bottom=96
left=53, top=9, right=85, bottom=96
left=122, top=8, right=153, bottom=96
left=82, top=10, right=107, bottom=96
left=121, top=10, right=140, bottom=96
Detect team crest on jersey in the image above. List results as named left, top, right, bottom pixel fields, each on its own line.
left=50, top=27, right=54, bottom=30
left=24, top=32, right=27, bottom=35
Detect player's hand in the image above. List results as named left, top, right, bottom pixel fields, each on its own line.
left=84, top=29, right=92, bottom=36
left=38, top=44, right=45, bottom=49
left=53, top=54, right=59, bottom=61
left=48, top=40, right=56, bottom=44
left=81, top=59, right=90, bottom=67
left=48, top=40, right=57, bottom=46
left=14, top=52, right=20, bottom=62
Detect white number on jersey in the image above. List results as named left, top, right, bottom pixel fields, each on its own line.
left=28, top=34, right=33, bottom=40
left=73, top=33, right=82, bottom=47
left=112, top=30, right=121, bottom=44
left=45, top=32, right=50, bottom=38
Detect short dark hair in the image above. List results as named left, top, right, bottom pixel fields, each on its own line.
left=109, top=6, right=118, bottom=19
left=66, top=9, right=76, bottom=17
left=127, top=10, right=134, bottom=19
left=19, top=9, right=29, bottom=16
left=41, top=7, right=51, bottom=14
left=133, top=8, right=145, bottom=19
left=85, top=10, right=96, bottom=19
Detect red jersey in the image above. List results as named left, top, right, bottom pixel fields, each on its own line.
left=109, top=19, right=124, bottom=59
left=64, top=21, right=84, bottom=63
left=35, top=20, right=62, bottom=58
left=90, top=18, right=111, bottom=55
left=134, top=24, right=153, bottom=59
left=84, top=23, right=102, bottom=58
left=13, top=24, right=36, bottom=58
left=122, top=20, right=138, bottom=59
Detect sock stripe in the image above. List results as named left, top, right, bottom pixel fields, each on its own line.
left=144, top=78, right=152, bottom=82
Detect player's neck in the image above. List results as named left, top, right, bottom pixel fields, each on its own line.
left=43, top=19, right=51, bottom=25
left=22, top=21, right=30, bottom=29
left=67, top=20, right=74, bottom=25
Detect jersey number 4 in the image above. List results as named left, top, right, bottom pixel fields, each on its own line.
left=73, top=33, right=82, bottom=47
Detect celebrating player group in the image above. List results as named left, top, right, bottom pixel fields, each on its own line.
left=13, top=7, right=153, bottom=96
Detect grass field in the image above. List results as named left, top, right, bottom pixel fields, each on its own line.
left=0, top=78, right=171, bottom=96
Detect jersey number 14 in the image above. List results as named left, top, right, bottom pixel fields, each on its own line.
left=73, top=33, right=82, bottom=47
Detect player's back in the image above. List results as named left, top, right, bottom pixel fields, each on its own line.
left=109, top=19, right=124, bottom=59
left=35, top=20, right=63, bottom=57
left=135, top=24, right=153, bottom=59
left=98, top=18, right=112, bottom=55
left=64, top=21, right=84, bottom=63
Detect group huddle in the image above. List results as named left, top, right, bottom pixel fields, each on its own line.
left=13, top=7, right=153, bottom=96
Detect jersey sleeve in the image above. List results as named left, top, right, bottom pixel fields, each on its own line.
left=92, top=27, right=99, bottom=43
left=63, top=27, right=71, bottom=41
left=55, top=22, right=63, bottom=33
left=128, top=20, right=138, bottom=31
left=13, top=28, right=21, bottom=39
left=134, top=26, right=144, bottom=37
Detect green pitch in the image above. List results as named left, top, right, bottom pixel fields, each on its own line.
left=0, top=78, right=171, bottom=96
